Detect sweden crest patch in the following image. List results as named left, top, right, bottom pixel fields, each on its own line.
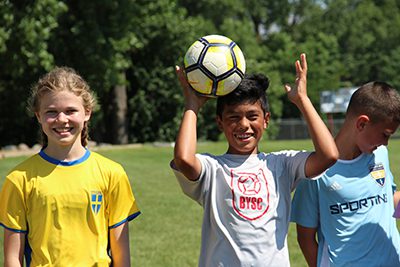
left=369, top=163, right=385, bottom=186
left=91, top=191, right=103, bottom=214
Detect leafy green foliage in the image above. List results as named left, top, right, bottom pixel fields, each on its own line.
left=1, top=0, right=400, bottom=146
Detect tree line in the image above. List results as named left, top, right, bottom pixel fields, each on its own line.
left=1, top=0, right=400, bottom=147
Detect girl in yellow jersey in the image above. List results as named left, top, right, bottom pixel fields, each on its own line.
left=0, top=67, right=140, bottom=266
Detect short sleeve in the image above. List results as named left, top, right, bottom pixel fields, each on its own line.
left=0, top=177, right=28, bottom=232
left=290, top=178, right=319, bottom=228
left=170, top=154, right=212, bottom=206
left=107, top=166, right=140, bottom=228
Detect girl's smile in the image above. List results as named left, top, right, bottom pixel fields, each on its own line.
left=35, top=90, right=91, bottom=158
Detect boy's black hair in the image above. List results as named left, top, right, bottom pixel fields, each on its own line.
left=216, top=73, right=270, bottom=117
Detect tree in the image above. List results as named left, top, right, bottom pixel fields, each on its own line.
left=0, top=0, right=66, bottom=147
left=49, top=0, right=143, bottom=144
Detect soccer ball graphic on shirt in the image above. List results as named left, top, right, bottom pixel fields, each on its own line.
left=184, top=34, right=246, bottom=97
left=237, top=174, right=262, bottom=195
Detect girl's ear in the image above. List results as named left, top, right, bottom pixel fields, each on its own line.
left=35, top=112, right=42, bottom=124
left=356, top=115, right=370, bottom=131
left=264, top=112, right=271, bottom=129
left=84, top=109, right=92, bottom=122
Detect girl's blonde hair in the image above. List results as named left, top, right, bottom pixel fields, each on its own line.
left=29, top=67, right=97, bottom=147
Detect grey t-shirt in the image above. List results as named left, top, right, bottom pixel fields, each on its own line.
left=172, top=151, right=310, bottom=267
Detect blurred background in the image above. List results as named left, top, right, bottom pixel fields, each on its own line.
left=1, top=0, right=400, bottom=148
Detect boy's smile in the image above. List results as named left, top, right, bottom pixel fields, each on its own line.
left=217, top=100, right=270, bottom=155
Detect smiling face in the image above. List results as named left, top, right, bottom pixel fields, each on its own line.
left=217, top=100, right=270, bottom=155
left=35, top=90, right=91, bottom=149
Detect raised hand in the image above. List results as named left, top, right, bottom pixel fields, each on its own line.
left=284, top=53, right=308, bottom=105
left=175, top=65, right=208, bottom=111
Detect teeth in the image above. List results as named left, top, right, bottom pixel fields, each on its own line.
left=55, top=128, right=71, bottom=133
left=236, top=133, right=252, bottom=139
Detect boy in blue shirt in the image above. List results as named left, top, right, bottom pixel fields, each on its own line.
left=291, top=81, right=400, bottom=266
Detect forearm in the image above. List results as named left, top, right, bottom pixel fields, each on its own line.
left=298, top=97, right=338, bottom=160
left=297, top=225, right=318, bottom=267
left=4, top=258, right=23, bottom=267
left=173, top=107, right=202, bottom=180
left=4, top=230, right=24, bottom=267
left=110, top=223, right=131, bottom=267
left=173, top=65, right=205, bottom=180
left=299, top=239, right=318, bottom=267
left=297, top=97, right=338, bottom=177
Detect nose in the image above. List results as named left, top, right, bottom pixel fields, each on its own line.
left=55, top=112, right=68, bottom=122
left=238, top=117, right=250, bottom=130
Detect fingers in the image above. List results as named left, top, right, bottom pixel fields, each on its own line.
left=294, top=53, right=307, bottom=81
left=300, top=53, right=307, bottom=72
left=297, top=53, right=307, bottom=74
left=175, top=65, right=190, bottom=89
left=175, top=65, right=184, bottom=82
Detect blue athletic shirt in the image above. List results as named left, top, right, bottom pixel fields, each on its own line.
left=291, top=145, right=400, bottom=267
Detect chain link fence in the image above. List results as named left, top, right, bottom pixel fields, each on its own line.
left=275, top=118, right=400, bottom=140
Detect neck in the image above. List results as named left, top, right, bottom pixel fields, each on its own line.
left=43, top=142, right=87, bottom=162
left=335, top=127, right=362, bottom=160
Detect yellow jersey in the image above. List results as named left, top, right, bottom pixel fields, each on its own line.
left=0, top=150, right=140, bottom=266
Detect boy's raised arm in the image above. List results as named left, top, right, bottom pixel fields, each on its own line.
left=285, top=54, right=338, bottom=178
left=173, top=66, right=208, bottom=181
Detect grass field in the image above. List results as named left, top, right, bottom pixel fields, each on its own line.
left=1, top=139, right=400, bottom=266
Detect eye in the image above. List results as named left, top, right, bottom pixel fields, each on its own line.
left=45, top=110, right=57, bottom=116
left=227, top=115, right=239, bottom=121
left=65, top=109, right=78, bottom=115
left=247, top=114, right=260, bottom=120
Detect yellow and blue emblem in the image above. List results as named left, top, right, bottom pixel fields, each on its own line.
left=369, top=163, right=385, bottom=186
left=91, top=191, right=103, bottom=214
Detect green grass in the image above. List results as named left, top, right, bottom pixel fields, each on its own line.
left=1, top=139, right=400, bottom=266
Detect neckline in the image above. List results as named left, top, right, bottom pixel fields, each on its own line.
left=39, top=149, right=91, bottom=166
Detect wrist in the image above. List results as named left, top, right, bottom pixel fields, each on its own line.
left=294, top=95, right=312, bottom=109
left=184, top=103, right=201, bottom=114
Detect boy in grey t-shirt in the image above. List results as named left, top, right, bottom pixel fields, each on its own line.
left=171, top=53, right=338, bottom=266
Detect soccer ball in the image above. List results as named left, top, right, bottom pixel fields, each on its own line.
left=184, top=34, right=246, bottom=97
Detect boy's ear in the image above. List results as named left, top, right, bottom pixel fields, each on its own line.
left=216, top=116, right=223, bottom=131
left=356, top=115, right=370, bottom=131
left=264, top=112, right=271, bottom=129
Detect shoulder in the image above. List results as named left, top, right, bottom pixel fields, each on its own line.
left=4, top=154, right=44, bottom=187
left=196, top=153, right=222, bottom=165
left=263, top=150, right=311, bottom=161
left=374, top=145, right=389, bottom=156
left=90, top=151, right=121, bottom=165
left=7, top=153, right=42, bottom=176
left=89, top=151, right=125, bottom=172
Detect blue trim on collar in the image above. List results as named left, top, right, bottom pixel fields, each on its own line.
left=39, top=149, right=91, bottom=166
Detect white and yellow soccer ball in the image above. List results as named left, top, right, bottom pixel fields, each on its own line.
left=184, top=34, right=246, bottom=97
